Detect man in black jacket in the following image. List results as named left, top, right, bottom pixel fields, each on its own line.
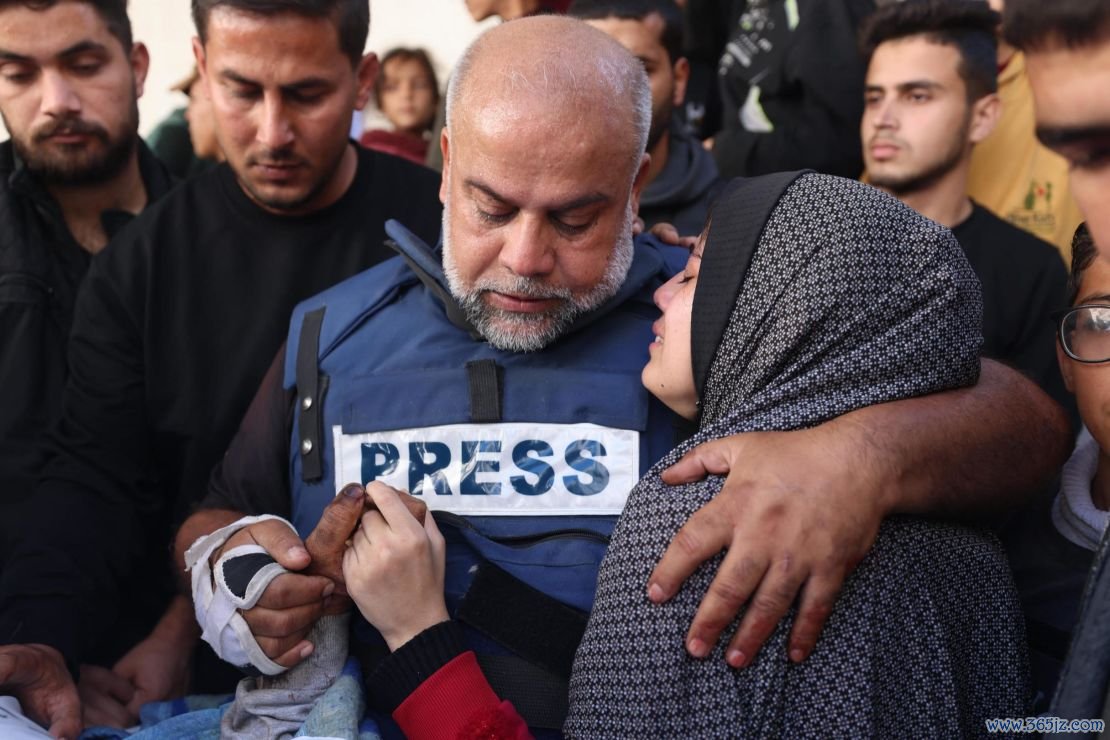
left=0, top=0, right=442, bottom=736
left=0, top=0, right=176, bottom=730
left=0, top=0, right=171, bottom=523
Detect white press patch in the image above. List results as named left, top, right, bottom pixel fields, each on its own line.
left=333, top=422, right=640, bottom=516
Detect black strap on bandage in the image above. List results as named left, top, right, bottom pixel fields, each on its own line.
left=222, top=552, right=277, bottom=599
left=457, top=561, right=588, bottom=680
left=466, top=359, right=503, bottom=423
left=296, top=307, right=326, bottom=481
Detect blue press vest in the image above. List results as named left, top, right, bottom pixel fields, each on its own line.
left=283, top=223, right=684, bottom=730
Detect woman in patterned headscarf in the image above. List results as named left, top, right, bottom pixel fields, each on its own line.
left=565, top=171, right=1029, bottom=738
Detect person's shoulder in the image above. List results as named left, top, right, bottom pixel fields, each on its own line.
left=967, top=203, right=1065, bottom=269
left=95, top=164, right=229, bottom=266
left=358, top=145, right=440, bottom=191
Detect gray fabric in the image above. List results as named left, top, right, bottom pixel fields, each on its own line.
left=221, top=613, right=351, bottom=740
left=1051, top=524, right=1110, bottom=735
left=566, top=173, right=1029, bottom=738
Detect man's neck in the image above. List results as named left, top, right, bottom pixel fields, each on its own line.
left=47, top=147, right=147, bottom=254
left=646, top=131, right=670, bottom=188
left=888, top=163, right=973, bottom=229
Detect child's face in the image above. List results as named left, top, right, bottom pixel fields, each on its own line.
left=1059, top=256, right=1110, bottom=452
left=378, top=58, right=436, bottom=136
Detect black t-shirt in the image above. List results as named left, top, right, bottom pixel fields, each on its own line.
left=951, top=203, right=1075, bottom=425
left=0, top=145, right=443, bottom=669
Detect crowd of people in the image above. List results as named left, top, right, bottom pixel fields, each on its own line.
left=0, top=0, right=1108, bottom=738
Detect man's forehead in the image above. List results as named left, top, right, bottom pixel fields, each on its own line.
left=0, top=2, right=118, bottom=58
left=202, top=7, right=351, bottom=81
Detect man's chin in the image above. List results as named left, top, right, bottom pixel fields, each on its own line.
left=478, top=312, right=568, bottom=353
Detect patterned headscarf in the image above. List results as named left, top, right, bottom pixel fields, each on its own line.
left=566, top=173, right=1028, bottom=737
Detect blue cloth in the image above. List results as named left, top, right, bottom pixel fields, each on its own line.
left=78, top=659, right=380, bottom=740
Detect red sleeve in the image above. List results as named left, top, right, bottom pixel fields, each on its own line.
left=393, top=651, right=532, bottom=740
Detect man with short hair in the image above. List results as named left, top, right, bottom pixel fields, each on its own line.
left=859, top=0, right=1072, bottom=419
left=0, top=1, right=178, bottom=728
left=0, top=0, right=168, bottom=519
left=1002, top=0, right=1110, bottom=724
left=570, top=0, right=720, bottom=234
left=0, top=0, right=442, bottom=735
left=176, top=15, right=1072, bottom=736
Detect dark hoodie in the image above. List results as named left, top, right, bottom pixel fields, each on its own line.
left=639, top=119, right=722, bottom=235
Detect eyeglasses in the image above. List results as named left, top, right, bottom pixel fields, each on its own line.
left=1054, top=304, right=1110, bottom=363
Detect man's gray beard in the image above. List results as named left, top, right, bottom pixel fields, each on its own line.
left=442, top=201, right=635, bottom=353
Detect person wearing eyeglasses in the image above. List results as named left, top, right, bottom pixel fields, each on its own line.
left=1003, top=224, right=1109, bottom=711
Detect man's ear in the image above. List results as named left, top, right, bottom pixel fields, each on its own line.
left=672, top=56, right=690, bottom=107
left=439, top=128, right=450, bottom=204
left=1058, top=340, right=1076, bottom=393
left=355, top=52, right=379, bottom=111
left=968, top=92, right=1001, bottom=145
left=629, top=152, right=652, bottom=218
left=129, top=42, right=150, bottom=99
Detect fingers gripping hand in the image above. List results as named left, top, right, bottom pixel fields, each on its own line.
left=0, top=645, right=80, bottom=739
left=303, top=483, right=372, bottom=613
left=212, top=519, right=329, bottom=668
left=651, top=431, right=881, bottom=667
left=342, top=482, right=447, bottom=651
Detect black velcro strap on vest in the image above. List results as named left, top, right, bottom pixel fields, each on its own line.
left=296, top=307, right=326, bottom=481
left=457, top=561, right=588, bottom=681
left=466, top=359, right=503, bottom=423
left=475, top=653, right=569, bottom=730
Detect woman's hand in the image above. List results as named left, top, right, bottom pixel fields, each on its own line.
left=342, top=482, right=448, bottom=651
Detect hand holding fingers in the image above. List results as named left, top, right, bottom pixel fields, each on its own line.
left=342, top=488, right=448, bottom=650
left=304, top=482, right=368, bottom=585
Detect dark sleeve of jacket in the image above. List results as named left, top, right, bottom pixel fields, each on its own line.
left=712, top=0, right=873, bottom=179
left=201, top=345, right=294, bottom=518
left=0, top=245, right=158, bottom=671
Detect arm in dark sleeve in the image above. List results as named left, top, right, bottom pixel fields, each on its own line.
left=712, top=0, right=872, bottom=179
left=367, top=620, right=532, bottom=740
left=201, top=344, right=294, bottom=518
left=0, top=256, right=156, bottom=670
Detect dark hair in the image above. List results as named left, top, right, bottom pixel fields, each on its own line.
left=859, top=0, right=999, bottom=102
left=373, top=47, right=440, bottom=114
left=1, top=0, right=132, bottom=50
left=1003, top=0, right=1110, bottom=52
left=192, top=0, right=368, bottom=67
left=568, top=0, right=684, bottom=65
left=1068, top=223, right=1098, bottom=305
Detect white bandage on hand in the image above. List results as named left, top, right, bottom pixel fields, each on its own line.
left=184, top=515, right=299, bottom=676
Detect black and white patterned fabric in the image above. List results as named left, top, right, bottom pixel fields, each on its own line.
left=565, top=173, right=1028, bottom=738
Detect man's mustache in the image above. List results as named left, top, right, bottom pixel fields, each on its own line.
left=33, top=117, right=108, bottom=142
